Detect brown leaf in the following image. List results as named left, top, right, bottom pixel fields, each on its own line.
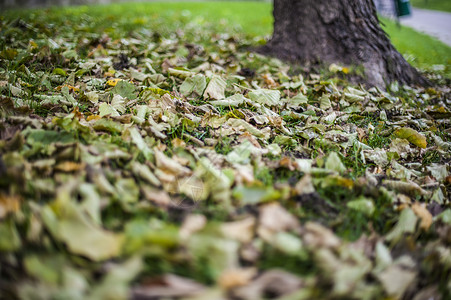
left=233, top=270, right=303, bottom=300
left=356, top=127, right=366, bottom=141
left=259, top=203, right=300, bottom=234
left=376, top=265, right=417, bottom=298
left=0, top=194, right=21, bottom=219
left=179, top=214, right=207, bottom=240
left=279, top=157, right=297, bottom=171
left=411, top=203, right=433, bottom=230
left=221, top=217, right=256, bottom=243
left=132, top=274, right=205, bottom=298
left=303, top=222, right=341, bottom=249
left=54, top=161, right=85, bottom=172
left=218, top=268, right=256, bottom=289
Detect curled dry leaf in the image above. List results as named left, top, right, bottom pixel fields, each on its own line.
left=258, top=203, right=299, bottom=234
left=180, top=214, right=207, bottom=240
left=218, top=267, right=257, bottom=290
left=411, top=202, right=433, bottom=230
left=221, top=217, right=256, bottom=243
left=303, top=222, right=341, bottom=249
left=0, top=194, right=21, bottom=219
left=394, top=127, right=427, bottom=149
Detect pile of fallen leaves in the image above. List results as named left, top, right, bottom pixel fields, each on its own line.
left=0, top=6, right=450, bottom=300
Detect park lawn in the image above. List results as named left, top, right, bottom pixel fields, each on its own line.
left=380, top=16, right=451, bottom=74
left=0, top=1, right=450, bottom=299
left=3, top=1, right=451, bottom=71
left=411, top=0, right=451, bottom=13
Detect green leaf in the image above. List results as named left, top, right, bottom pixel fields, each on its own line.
left=61, top=86, right=76, bottom=104
left=286, top=93, right=308, bottom=109
left=42, top=201, right=123, bottom=261
left=26, top=129, right=75, bottom=145
left=319, top=94, right=332, bottom=110
left=0, top=221, right=21, bottom=251
left=435, top=209, right=451, bottom=224
left=112, top=80, right=137, bottom=100
left=24, top=255, right=63, bottom=284
left=85, top=91, right=99, bottom=104
left=385, top=208, right=418, bottom=242
left=131, top=162, right=161, bottom=186
left=87, top=256, right=142, bottom=300
left=168, top=67, right=195, bottom=79
left=203, top=75, right=227, bottom=100
left=124, top=219, right=180, bottom=252
left=210, top=94, right=247, bottom=107
left=226, top=139, right=253, bottom=164
left=248, top=89, right=280, bottom=106
left=99, top=102, right=120, bottom=117
left=180, top=74, right=207, bottom=96
left=93, top=118, right=122, bottom=133
left=426, top=163, right=448, bottom=182
left=128, top=127, right=153, bottom=160
left=52, top=68, right=67, bottom=76
left=347, top=196, right=375, bottom=216
left=227, top=118, right=266, bottom=138
left=325, top=152, right=346, bottom=174
left=115, top=178, right=139, bottom=205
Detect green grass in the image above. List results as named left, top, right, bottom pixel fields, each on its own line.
left=2, top=1, right=450, bottom=70
left=411, top=0, right=451, bottom=13
left=381, top=17, right=451, bottom=70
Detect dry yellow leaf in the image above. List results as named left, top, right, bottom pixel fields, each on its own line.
left=106, top=78, right=121, bottom=87
left=279, top=157, right=297, bottom=171
left=0, top=194, right=21, bottom=218
left=55, top=162, right=86, bottom=172
left=55, top=84, right=79, bottom=92
left=411, top=203, right=433, bottom=230
left=394, top=127, right=427, bottom=148
left=218, top=268, right=257, bottom=289
left=171, top=138, right=187, bottom=149
left=29, top=40, right=38, bottom=50
left=86, top=115, right=102, bottom=121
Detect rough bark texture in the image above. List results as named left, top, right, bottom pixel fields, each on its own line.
left=259, top=0, right=427, bottom=88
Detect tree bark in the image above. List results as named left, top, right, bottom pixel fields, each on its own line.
left=259, top=0, right=427, bottom=88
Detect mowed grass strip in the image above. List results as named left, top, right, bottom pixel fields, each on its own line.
left=411, top=0, right=451, bottom=13
left=3, top=1, right=450, bottom=71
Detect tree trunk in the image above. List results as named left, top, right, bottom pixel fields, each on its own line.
left=259, top=0, right=427, bottom=88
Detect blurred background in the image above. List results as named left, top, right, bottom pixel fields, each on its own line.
left=1, top=0, right=270, bottom=9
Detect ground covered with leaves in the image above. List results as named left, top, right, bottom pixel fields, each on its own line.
left=1, top=3, right=451, bottom=300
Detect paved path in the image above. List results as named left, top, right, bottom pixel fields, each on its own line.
left=400, top=8, right=451, bottom=47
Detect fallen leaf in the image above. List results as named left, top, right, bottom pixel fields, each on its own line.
left=385, top=208, right=418, bottom=242
left=221, top=217, right=255, bottom=243
left=325, top=151, right=346, bottom=174
left=42, top=200, right=123, bottom=261
left=248, top=89, right=280, bottom=107
left=303, top=222, right=341, bottom=249
left=233, top=270, right=303, bottom=300
left=132, top=274, right=205, bottom=299
left=218, top=268, right=256, bottom=289
left=54, top=161, right=85, bottom=172
left=106, top=78, right=122, bottom=87
left=203, top=75, right=226, bottom=100
left=394, top=127, right=427, bottom=148
left=411, top=202, right=433, bottom=230
left=0, top=194, right=21, bottom=218
left=376, top=264, right=416, bottom=299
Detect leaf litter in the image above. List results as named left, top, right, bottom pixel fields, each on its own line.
left=0, top=5, right=450, bottom=300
